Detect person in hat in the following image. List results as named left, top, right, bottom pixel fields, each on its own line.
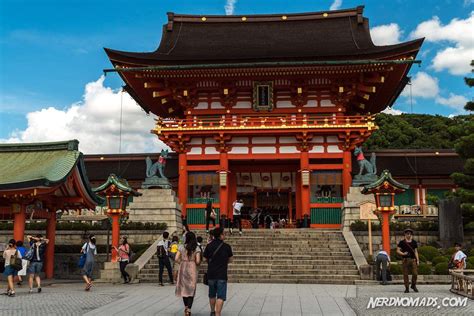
left=396, top=228, right=419, bottom=293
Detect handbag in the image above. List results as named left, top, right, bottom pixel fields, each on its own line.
left=78, top=243, right=89, bottom=268
left=203, top=242, right=224, bottom=286
left=10, top=250, right=23, bottom=271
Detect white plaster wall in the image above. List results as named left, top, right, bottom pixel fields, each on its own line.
left=229, top=137, right=249, bottom=144
left=205, top=147, right=219, bottom=154
left=189, top=138, right=202, bottom=145
left=252, top=147, right=277, bottom=154
left=312, top=136, right=324, bottom=143
left=304, top=100, right=318, bottom=107
left=229, top=147, right=249, bottom=154
left=279, top=146, right=298, bottom=153
left=320, top=100, right=334, bottom=107
left=234, top=101, right=252, bottom=109
left=326, top=136, right=338, bottom=143
left=327, top=145, right=342, bottom=153
left=195, top=102, right=208, bottom=109
left=188, top=147, right=203, bottom=155
left=252, top=137, right=276, bottom=144
left=276, top=100, right=295, bottom=108
left=279, top=136, right=296, bottom=143
left=205, top=138, right=217, bottom=144
left=210, top=102, right=224, bottom=109
left=309, top=146, right=324, bottom=153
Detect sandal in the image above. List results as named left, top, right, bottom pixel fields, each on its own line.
left=185, top=307, right=191, bottom=316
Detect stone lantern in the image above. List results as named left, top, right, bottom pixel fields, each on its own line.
left=94, top=174, right=141, bottom=262
left=361, top=169, right=409, bottom=256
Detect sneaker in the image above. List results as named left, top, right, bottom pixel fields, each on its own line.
left=239, top=231, right=242, bottom=236
left=404, top=288, right=409, bottom=293
left=85, top=283, right=92, bottom=291
left=37, top=287, right=42, bottom=293
left=411, top=285, right=419, bottom=293
left=210, top=312, right=216, bottom=316
left=8, top=292, right=15, bottom=297
left=29, top=289, right=33, bottom=294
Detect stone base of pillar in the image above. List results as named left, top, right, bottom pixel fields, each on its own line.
left=342, top=186, right=376, bottom=231
left=127, top=189, right=183, bottom=235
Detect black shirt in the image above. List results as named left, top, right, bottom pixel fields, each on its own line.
left=203, top=239, right=233, bottom=281
left=397, top=239, right=418, bottom=259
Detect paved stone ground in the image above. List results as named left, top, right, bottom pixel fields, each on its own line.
left=0, top=283, right=473, bottom=315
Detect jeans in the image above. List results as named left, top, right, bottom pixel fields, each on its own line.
left=402, top=258, right=418, bottom=288
left=375, top=254, right=389, bottom=283
left=119, top=260, right=130, bottom=281
left=208, top=279, right=228, bottom=301
left=158, top=256, right=173, bottom=283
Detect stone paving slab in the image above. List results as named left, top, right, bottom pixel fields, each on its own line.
left=1, top=282, right=472, bottom=316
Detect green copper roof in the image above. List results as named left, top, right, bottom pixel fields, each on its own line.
left=361, top=169, right=410, bottom=194
left=93, top=174, right=141, bottom=196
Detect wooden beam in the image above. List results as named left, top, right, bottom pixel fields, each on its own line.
left=144, top=82, right=162, bottom=89
left=357, top=84, right=376, bottom=93
left=364, top=73, right=385, bottom=84
left=153, top=90, right=172, bottom=98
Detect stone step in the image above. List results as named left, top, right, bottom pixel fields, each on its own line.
left=138, top=278, right=357, bottom=285
left=141, top=263, right=357, bottom=270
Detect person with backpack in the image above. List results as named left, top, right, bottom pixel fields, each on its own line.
left=27, top=234, right=49, bottom=293
left=175, top=231, right=201, bottom=316
left=204, top=227, right=233, bottom=316
left=157, top=231, right=173, bottom=286
left=114, top=236, right=131, bottom=284
left=206, top=199, right=217, bottom=233
left=169, top=235, right=179, bottom=282
left=81, top=235, right=97, bottom=291
left=15, top=240, right=27, bottom=286
left=3, top=239, right=21, bottom=297
left=396, top=228, right=419, bottom=293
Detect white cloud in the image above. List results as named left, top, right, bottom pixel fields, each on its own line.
left=329, top=0, right=342, bottom=10
left=1, top=76, right=166, bottom=154
left=370, top=23, right=402, bottom=45
left=410, top=13, right=474, bottom=75
left=382, top=107, right=404, bottom=115
left=401, top=72, right=439, bottom=98
left=435, top=93, right=469, bottom=112
left=225, top=0, right=237, bottom=15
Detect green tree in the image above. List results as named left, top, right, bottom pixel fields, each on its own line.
left=451, top=60, right=474, bottom=229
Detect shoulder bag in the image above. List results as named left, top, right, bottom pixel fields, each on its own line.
left=203, top=242, right=224, bottom=286
left=78, top=243, right=89, bottom=268
left=24, top=246, right=35, bottom=261
left=11, top=250, right=23, bottom=271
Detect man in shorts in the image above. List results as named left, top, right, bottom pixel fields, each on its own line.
left=27, top=234, right=49, bottom=293
left=204, top=227, right=233, bottom=316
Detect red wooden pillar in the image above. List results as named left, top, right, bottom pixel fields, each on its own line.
left=13, top=204, right=26, bottom=243
left=300, top=151, right=310, bottom=218
left=110, top=213, right=120, bottom=262
left=219, top=152, right=229, bottom=219
left=178, top=152, right=188, bottom=217
left=343, top=150, right=352, bottom=197
left=381, top=212, right=392, bottom=256
left=45, top=211, right=56, bottom=279
left=295, top=175, right=302, bottom=220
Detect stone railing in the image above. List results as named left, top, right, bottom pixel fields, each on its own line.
left=450, top=269, right=474, bottom=299
left=125, top=239, right=161, bottom=282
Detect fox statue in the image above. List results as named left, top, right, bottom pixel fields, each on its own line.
left=354, top=146, right=377, bottom=176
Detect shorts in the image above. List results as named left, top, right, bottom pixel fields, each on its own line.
left=27, top=262, right=43, bottom=275
left=208, top=279, right=227, bottom=301
left=3, top=265, right=18, bottom=277
left=82, top=261, right=94, bottom=278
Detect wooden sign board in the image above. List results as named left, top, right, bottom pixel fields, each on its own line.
left=359, top=201, right=378, bottom=220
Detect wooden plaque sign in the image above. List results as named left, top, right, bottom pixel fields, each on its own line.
left=359, top=201, right=378, bottom=220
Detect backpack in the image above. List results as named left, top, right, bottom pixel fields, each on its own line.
left=157, top=243, right=167, bottom=258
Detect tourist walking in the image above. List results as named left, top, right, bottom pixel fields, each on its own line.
left=27, top=234, right=49, bottom=293
left=175, top=231, right=201, bottom=316
left=374, top=244, right=390, bottom=285
left=396, top=228, right=419, bottom=293
left=114, top=236, right=131, bottom=283
left=231, top=199, right=244, bottom=235
left=169, top=235, right=179, bottom=282
left=15, top=240, right=27, bottom=286
left=81, top=235, right=97, bottom=291
left=157, top=231, right=173, bottom=286
left=205, top=199, right=217, bottom=233
left=204, top=227, right=233, bottom=316
left=3, top=239, right=21, bottom=297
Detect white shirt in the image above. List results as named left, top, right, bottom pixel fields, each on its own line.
left=82, top=242, right=97, bottom=255
left=233, top=201, right=243, bottom=215
left=375, top=250, right=391, bottom=262
left=158, top=239, right=170, bottom=255
left=454, top=250, right=467, bottom=268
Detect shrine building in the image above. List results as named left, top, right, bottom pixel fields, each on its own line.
left=105, top=6, right=423, bottom=228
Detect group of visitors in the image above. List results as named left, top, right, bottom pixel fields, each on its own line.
left=374, top=228, right=468, bottom=293
left=157, top=227, right=233, bottom=316
left=2, top=235, right=48, bottom=297
left=206, top=199, right=244, bottom=236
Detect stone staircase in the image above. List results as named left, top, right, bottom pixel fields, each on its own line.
left=138, top=229, right=361, bottom=284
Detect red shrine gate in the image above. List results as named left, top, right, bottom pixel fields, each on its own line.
left=105, top=6, right=422, bottom=228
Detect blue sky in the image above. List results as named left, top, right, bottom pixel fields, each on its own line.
left=0, top=0, right=473, bottom=153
